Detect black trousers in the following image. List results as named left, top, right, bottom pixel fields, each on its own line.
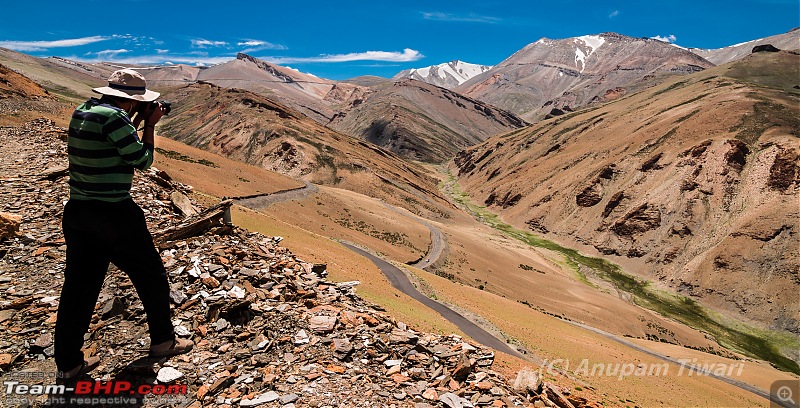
left=55, top=198, right=174, bottom=372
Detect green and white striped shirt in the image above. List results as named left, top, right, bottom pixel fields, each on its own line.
left=67, top=98, right=154, bottom=202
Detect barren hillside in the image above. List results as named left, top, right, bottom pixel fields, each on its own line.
left=329, top=79, right=526, bottom=162
left=454, top=50, right=800, bottom=343
left=158, top=82, right=455, bottom=220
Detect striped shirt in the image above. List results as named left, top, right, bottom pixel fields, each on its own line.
left=67, top=98, right=154, bottom=202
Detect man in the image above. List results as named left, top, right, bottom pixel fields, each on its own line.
left=55, top=69, right=192, bottom=384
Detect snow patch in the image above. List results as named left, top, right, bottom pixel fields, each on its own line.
left=730, top=38, right=763, bottom=48
left=573, top=35, right=605, bottom=72
left=575, top=48, right=587, bottom=72
left=574, top=35, right=605, bottom=56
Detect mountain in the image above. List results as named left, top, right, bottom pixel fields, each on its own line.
left=328, top=79, right=526, bottom=162
left=194, top=55, right=522, bottom=163
left=453, top=50, right=800, bottom=339
left=456, top=32, right=714, bottom=122
left=158, top=82, right=453, bottom=218
left=194, top=53, right=347, bottom=123
left=394, top=60, right=492, bottom=89
left=690, top=27, right=800, bottom=65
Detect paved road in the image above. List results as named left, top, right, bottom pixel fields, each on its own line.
left=233, top=181, right=318, bottom=209
left=235, top=182, right=446, bottom=270
left=341, top=242, right=526, bottom=359
left=378, top=202, right=446, bottom=269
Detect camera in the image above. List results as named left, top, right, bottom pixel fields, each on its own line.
left=150, top=100, right=172, bottom=115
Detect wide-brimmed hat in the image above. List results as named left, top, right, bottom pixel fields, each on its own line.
left=92, top=69, right=160, bottom=101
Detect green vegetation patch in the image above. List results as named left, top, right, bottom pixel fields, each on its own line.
left=650, top=79, right=691, bottom=97
left=674, top=109, right=701, bottom=124
left=656, top=93, right=710, bottom=116
left=155, top=147, right=218, bottom=167
left=730, top=99, right=800, bottom=145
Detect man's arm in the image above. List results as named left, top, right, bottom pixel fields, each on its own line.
left=134, top=101, right=166, bottom=146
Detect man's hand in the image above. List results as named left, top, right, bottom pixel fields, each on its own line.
left=132, top=102, right=165, bottom=129
left=138, top=102, right=165, bottom=145
left=144, top=102, right=166, bottom=126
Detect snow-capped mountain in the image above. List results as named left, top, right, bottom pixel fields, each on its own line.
left=393, top=60, right=492, bottom=89
left=456, top=32, right=714, bottom=121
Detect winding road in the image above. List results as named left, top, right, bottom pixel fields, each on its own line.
left=340, top=242, right=525, bottom=359
left=378, top=202, right=446, bottom=269
left=230, top=181, right=523, bottom=358
left=565, top=320, right=789, bottom=406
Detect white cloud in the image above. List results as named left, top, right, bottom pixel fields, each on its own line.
left=651, top=35, right=677, bottom=43
left=156, top=49, right=169, bottom=54
left=422, top=11, right=500, bottom=23
left=96, top=49, right=130, bottom=58
left=285, top=66, right=318, bottom=77
left=67, top=52, right=233, bottom=67
left=609, top=10, right=620, bottom=18
left=0, top=36, right=109, bottom=52
left=236, top=39, right=287, bottom=53
left=237, top=40, right=265, bottom=47
left=266, top=48, right=423, bottom=64
left=191, top=39, right=229, bottom=48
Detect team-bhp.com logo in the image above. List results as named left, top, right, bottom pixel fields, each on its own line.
left=772, top=380, right=799, bottom=408
left=4, top=379, right=187, bottom=406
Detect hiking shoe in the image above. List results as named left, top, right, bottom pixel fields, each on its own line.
left=149, top=338, right=193, bottom=357
left=56, top=356, right=100, bottom=385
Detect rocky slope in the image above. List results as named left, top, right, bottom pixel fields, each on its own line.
left=453, top=50, right=800, bottom=341
left=0, top=61, right=69, bottom=127
left=0, top=98, right=597, bottom=408
left=456, top=33, right=714, bottom=122
left=394, top=61, right=493, bottom=90
left=690, top=27, right=800, bottom=65
left=329, top=79, right=526, bottom=162
left=0, top=48, right=106, bottom=104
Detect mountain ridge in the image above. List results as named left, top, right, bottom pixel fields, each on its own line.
left=456, top=32, right=714, bottom=121
left=690, top=27, right=800, bottom=65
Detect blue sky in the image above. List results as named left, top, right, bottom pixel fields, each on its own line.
left=1, top=0, right=797, bottom=80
